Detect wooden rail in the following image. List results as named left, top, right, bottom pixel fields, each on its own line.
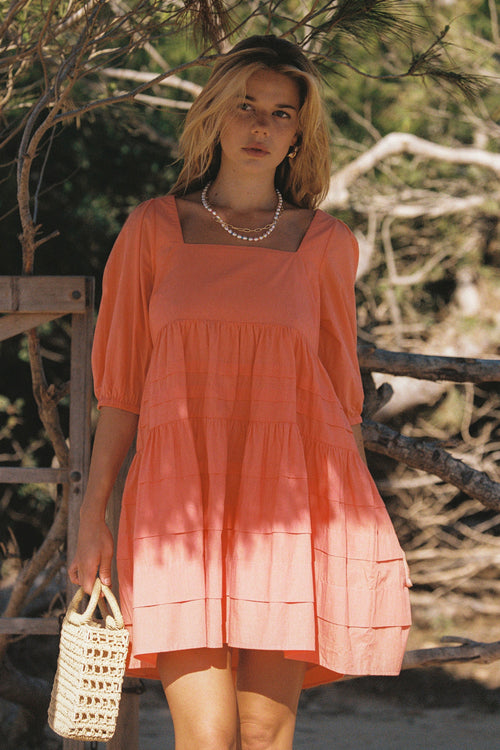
left=0, top=277, right=93, bottom=749
left=0, top=276, right=141, bottom=748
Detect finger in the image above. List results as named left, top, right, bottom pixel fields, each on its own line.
left=68, top=562, right=79, bottom=585
left=82, top=573, right=98, bottom=595
left=99, top=559, right=112, bottom=588
left=76, top=561, right=99, bottom=595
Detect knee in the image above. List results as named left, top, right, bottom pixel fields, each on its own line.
left=187, top=723, right=238, bottom=750
left=239, top=717, right=282, bottom=750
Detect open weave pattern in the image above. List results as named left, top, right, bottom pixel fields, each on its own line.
left=48, top=598, right=129, bottom=741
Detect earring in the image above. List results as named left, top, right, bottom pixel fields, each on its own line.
left=287, top=145, right=298, bottom=159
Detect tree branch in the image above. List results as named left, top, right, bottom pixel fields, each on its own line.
left=403, top=636, right=500, bottom=669
left=362, top=419, right=500, bottom=510
left=0, top=655, right=50, bottom=723
left=354, top=192, right=491, bottom=221
left=325, top=132, right=500, bottom=208
left=100, top=66, right=202, bottom=97
left=51, top=57, right=210, bottom=124
left=358, top=345, right=500, bottom=383
left=127, top=91, right=192, bottom=110
left=0, top=485, right=69, bottom=661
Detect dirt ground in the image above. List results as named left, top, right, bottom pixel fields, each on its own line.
left=138, top=670, right=500, bottom=750
left=136, top=615, right=500, bottom=750
left=23, top=608, right=498, bottom=748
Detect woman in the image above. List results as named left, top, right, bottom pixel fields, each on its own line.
left=70, top=35, right=411, bottom=750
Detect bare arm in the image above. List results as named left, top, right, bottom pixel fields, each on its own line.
left=68, top=406, right=138, bottom=594
left=351, top=423, right=367, bottom=465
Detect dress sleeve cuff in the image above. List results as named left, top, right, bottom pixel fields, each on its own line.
left=96, top=398, right=141, bottom=415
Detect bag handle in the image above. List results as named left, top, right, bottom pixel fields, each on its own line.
left=66, top=577, right=125, bottom=629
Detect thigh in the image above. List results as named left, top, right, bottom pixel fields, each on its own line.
left=157, top=647, right=239, bottom=750
left=236, top=650, right=306, bottom=750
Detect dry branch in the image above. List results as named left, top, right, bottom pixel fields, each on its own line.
left=100, top=66, right=203, bottom=96
left=0, top=656, right=50, bottom=720
left=130, top=92, right=192, bottom=110
left=403, top=636, right=500, bottom=669
left=410, top=591, right=500, bottom=618
left=0, top=487, right=69, bottom=661
left=325, top=132, right=500, bottom=209
left=362, top=419, right=500, bottom=510
left=356, top=191, right=491, bottom=220
left=359, top=345, right=500, bottom=383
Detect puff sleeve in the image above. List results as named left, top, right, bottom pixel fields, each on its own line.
left=318, top=219, right=364, bottom=425
left=92, top=201, right=155, bottom=414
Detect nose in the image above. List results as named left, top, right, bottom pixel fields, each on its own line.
left=251, top=110, right=270, bottom=134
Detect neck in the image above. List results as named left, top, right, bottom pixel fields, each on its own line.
left=209, top=171, right=279, bottom=213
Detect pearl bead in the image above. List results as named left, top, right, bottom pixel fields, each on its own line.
left=201, top=183, right=283, bottom=243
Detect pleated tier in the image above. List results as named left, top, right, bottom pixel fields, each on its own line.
left=115, top=319, right=411, bottom=687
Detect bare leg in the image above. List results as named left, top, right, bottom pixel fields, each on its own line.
left=237, top=650, right=306, bottom=750
left=157, top=647, right=239, bottom=750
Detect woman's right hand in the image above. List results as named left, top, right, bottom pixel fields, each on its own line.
left=68, top=512, right=114, bottom=595
left=67, top=406, right=139, bottom=595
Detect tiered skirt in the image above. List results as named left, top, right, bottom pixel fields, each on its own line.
left=116, top=319, right=411, bottom=687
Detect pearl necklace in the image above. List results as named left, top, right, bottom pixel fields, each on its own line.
left=201, top=182, right=283, bottom=242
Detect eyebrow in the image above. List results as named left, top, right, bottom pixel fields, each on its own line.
left=244, top=94, right=297, bottom=110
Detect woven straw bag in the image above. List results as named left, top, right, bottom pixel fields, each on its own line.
left=48, top=577, right=129, bottom=742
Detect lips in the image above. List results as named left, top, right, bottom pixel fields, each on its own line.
left=243, top=144, right=270, bottom=156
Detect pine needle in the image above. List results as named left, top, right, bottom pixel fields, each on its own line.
left=178, top=0, right=232, bottom=48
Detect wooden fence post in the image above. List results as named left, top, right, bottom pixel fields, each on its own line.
left=0, top=276, right=96, bottom=750
left=106, top=447, right=141, bottom=750
left=63, top=276, right=95, bottom=750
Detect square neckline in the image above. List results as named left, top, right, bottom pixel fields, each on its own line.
left=168, top=194, right=319, bottom=255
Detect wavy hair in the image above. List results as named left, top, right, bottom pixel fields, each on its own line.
left=170, top=36, right=331, bottom=209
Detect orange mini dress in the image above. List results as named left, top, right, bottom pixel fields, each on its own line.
left=92, top=195, right=411, bottom=688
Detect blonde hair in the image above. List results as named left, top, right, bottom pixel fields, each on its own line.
left=170, top=36, right=331, bottom=209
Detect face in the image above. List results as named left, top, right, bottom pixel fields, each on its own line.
left=218, top=69, right=301, bottom=177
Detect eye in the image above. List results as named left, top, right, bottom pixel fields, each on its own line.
left=274, top=109, right=291, bottom=119
left=238, top=101, right=253, bottom=112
